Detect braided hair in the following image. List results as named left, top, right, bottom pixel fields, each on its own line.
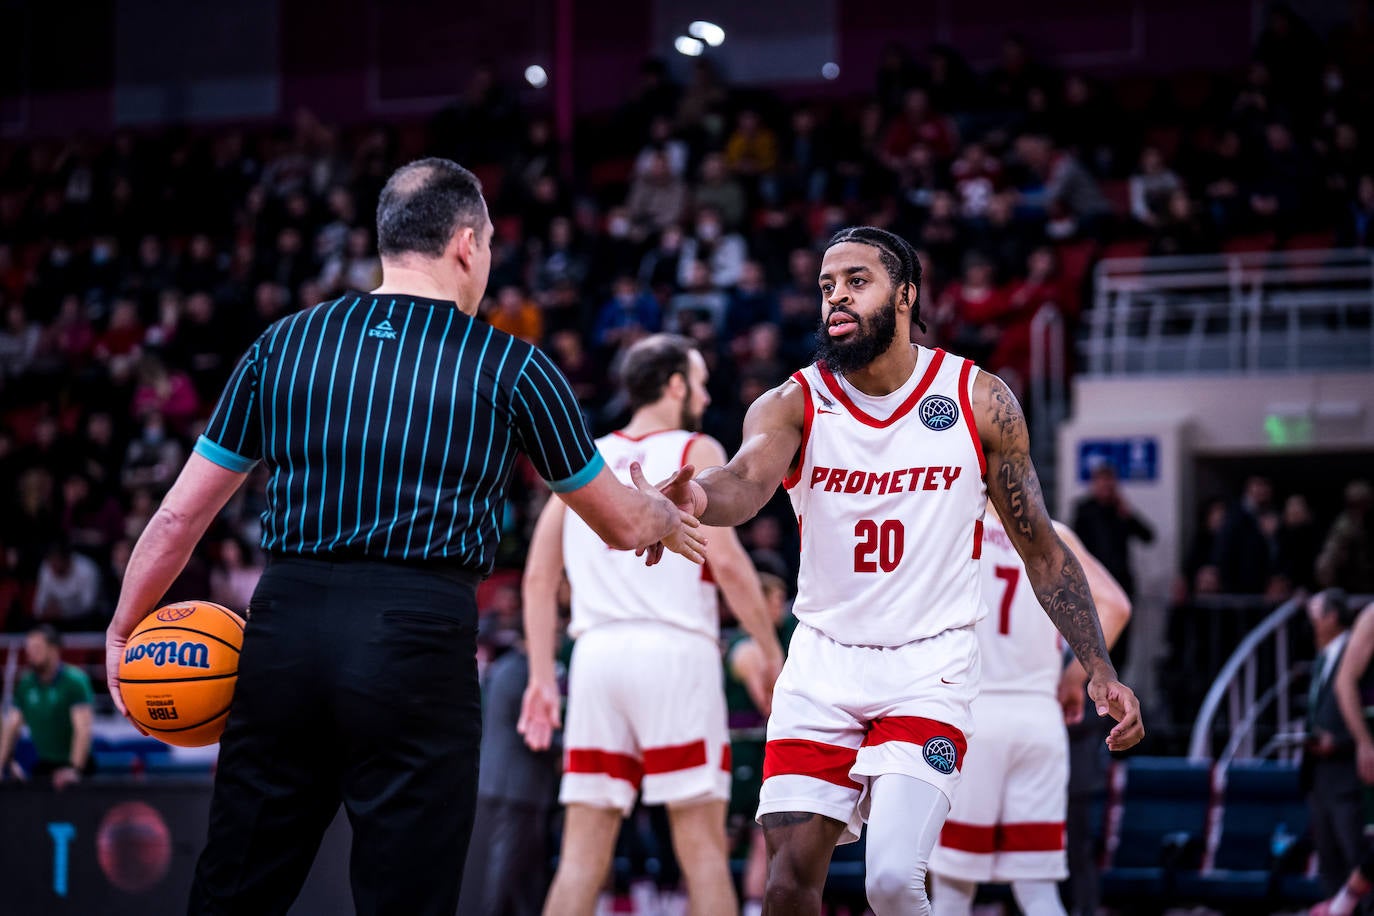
left=825, top=226, right=927, bottom=332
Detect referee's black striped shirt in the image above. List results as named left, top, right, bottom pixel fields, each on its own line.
left=194, top=292, right=604, bottom=574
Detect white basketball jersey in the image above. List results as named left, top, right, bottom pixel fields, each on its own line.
left=786, top=347, right=988, bottom=647
left=564, top=429, right=718, bottom=640
left=975, top=514, right=1063, bottom=697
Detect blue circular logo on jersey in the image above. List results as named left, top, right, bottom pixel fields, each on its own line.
left=923, top=737, right=958, bottom=775
left=919, top=395, right=959, bottom=431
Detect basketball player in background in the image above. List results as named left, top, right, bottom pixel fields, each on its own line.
left=519, top=333, right=785, bottom=916
left=930, top=508, right=1132, bottom=916
left=653, top=226, right=1144, bottom=915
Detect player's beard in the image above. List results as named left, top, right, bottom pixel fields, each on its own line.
left=680, top=398, right=703, bottom=433
left=814, top=293, right=900, bottom=375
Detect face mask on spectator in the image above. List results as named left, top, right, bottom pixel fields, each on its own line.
left=608, top=217, right=631, bottom=238
left=697, top=220, right=721, bottom=241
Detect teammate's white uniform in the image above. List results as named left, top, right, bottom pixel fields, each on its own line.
left=930, top=514, right=1070, bottom=881
left=759, top=346, right=988, bottom=842
left=560, top=429, right=730, bottom=814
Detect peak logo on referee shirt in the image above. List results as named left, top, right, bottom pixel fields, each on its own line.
left=368, top=319, right=398, bottom=340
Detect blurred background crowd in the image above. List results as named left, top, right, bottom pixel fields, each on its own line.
left=0, top=5, right=1372, bottom=753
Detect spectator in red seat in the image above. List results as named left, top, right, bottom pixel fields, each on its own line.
left=589, top=206, right=643, bottom=293
left=1197, top=128, right=1253, bottom=235
left=31, top=542, right=103, bottom=630
left=1129, top=146, right=1183, bottom=228
left=486, top=285, right=544, bottom=346
left=678, top=207, right=747, bottom=290
left=319, top=226, right=381, bottom=293
left=984, top=246, right=1069, bottom=398
left=547, top=329, right=601, bottom=405
left=1015, top=132, right=1113, bottom=239
left=725, top=261, right=780, bottom=343
left=0, top=301, right=40, bottom=381
left=932, top=251, right=1008, bottom=364
left=533, top=217, right=590, bottom=298
left=1337, top=174, right=1374, bottom=248
left=625, top=150, right=687, bottom=242
left=176, top=232, right=225, bottom=293
left=594, top=275, right=662, bottom=351
left=208, top=536, right=264, bottom=616
left=916, top=190, right=966, bottom=283
left=131, top=356, right=201, bottom=436
left=42, top=294, right=95, bottom=369
left=693, top=153, right=747, bottom=232
left=926, top=44, right=980, bottom=115
left=633, top=115, right=689, bottom=180
left=881, top=88, right=958, bottom=171
left=776, top=106, right=835, bottom=204
left=60, top=473, right=123, bottom=564
left=1148, top=190, right=1218, bottom=257
left=71, top=411, right=123, bottom=501
left=119, top=411, right=183, bottom=495
left=94, top=299, right=144, bottom=362
left=668, top=259, right=729, bottom=333
left=724, top=109, right=779, bottom=183
left=638, top=223, right=687, bottom=293
left=143, top=288, right=183, bottom=351
left=952, top=141, right=1005, bottom=220
left=1250, top=121, right=1317, bottom=234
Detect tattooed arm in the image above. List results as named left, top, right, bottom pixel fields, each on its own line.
left=974, top=371, right=1145, bottom=751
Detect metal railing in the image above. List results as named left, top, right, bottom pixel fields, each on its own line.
left=1189, top=592, right=1373, bottom=763
left=1188, top=596, right=1303, bottom=762
left=1086, top=248, right=1374, bottom=376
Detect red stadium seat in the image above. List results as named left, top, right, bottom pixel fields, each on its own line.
left=1282, top=231, right=1335, bottom=251
left=1222, top=234, right=1276, bottom=254
left=1100, top=180, right=1131, bottom=217
left=1102, top=239, right=1149, bottom=260
left=1054, top=239, right=1098, bottom=289
left=470, top=164, right=506, bottom=193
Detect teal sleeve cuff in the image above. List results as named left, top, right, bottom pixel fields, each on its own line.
left=547, top=451, right=605, bottom=494
left=194, top=435, right=258, bottom=473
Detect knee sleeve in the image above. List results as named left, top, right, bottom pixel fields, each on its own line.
left=864, top=775, right=951, bottom=916
left=930, top=874, right=977, bottom=916
left=1011, top=878, right=1068, bottom=916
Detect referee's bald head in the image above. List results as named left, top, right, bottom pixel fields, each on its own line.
left=376, top=158, right=489, bottom=259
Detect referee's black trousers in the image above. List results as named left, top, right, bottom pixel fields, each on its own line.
left=189, top=556, right=482, bottom=916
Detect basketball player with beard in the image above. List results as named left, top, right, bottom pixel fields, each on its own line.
left=651, top=226, right=1144, bottom=915
left=520, top=334, right=785, bottom=916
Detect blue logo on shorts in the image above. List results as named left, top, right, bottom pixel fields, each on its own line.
left=923, top=737, right=958, bottom=775
left=918, top=395, right=958, bottom=431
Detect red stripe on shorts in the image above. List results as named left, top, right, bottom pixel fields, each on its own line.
left=643, top=739, right=708, bottom=774
left=721, top=744, right=732, bottom=773
left=566, top=749, right=643, bottom=786
left=998, top=821, right=1066, bottom=852
left=861, top=717, right=968, bottom=771
left=763, top=738, right=861, bottom=790
left=940, top=820, right=996, bottom=853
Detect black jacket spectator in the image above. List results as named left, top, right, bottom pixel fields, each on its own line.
left=1071, top=464, right=1155, bottom=597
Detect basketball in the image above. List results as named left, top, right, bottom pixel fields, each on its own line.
left=118, top=601, right=246, bottom=747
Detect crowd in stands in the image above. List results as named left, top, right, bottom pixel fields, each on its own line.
left=2, top=5, right=1373, bottom=657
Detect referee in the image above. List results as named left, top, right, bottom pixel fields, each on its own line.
left=104, top=158, right=703, bottom=916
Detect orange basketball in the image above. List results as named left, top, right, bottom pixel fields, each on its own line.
left=118, top=601, right=245, bottom=747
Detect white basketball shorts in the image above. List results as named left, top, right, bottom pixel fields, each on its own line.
left=930, top=691, right=1069, bottom=882
left=757, top=622, right=979, bottom=844
left=560, top=620, right=730, bottom=815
